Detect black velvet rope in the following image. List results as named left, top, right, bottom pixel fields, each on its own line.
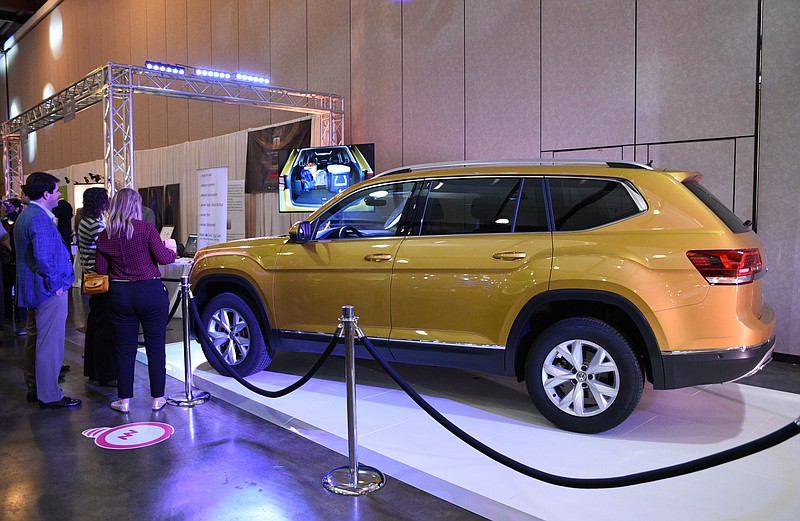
left=357, top=334, right=800, bottom=489
left=187, top=296, right=339, bottom=398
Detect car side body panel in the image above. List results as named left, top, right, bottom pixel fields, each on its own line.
left=273, top=237, right=402, bottom=339
left=389, top=233, right=553, bottom=349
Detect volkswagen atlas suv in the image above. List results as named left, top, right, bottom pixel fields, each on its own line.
left=189, top=159, right=776, bottom=433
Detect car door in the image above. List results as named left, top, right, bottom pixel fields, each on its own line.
left=390, top=176, right=553, bottom=365
left=273, top=180, right=417, bottom=340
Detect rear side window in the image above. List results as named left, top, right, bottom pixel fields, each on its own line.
left=420, top=177, right=521, bottom=235
left=683, top=179, right=749, bottom=233
left=548, top=177, right=644, bottom=231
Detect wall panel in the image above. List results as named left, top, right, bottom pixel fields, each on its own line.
left=465, top=0, right=539, bottom=160
left=146, top=0, right=169, bottom=149
left=211, top=0, right=240, bottom=137
left=554, top=148, right=624, bottom=161
left=636, top=0, right=758, bottom=143
left=186, top=0, right=213, bottom=142
left=757, top=0, right=800, bottom=355
left=350, top=0, right=402, bottom=173
left=165, top=0, right=189, bottom=146
left=308, top=0, right=351, bottom=141
left=61, top=2, right=83, bottom=169
left=647, top=139, right=735, bottom=208
left=85, top=0, right=114, bottom=164
left=238, top=0, right=272, bottom=131
left=130, top=0, right=150, bottom=152
left=402, top=0, right=464, bottom=165
left=269, top=0, right=308, bottom=125
left=113, top=0, right=132, bottom=64
left=541, top=0, right=635, bottom=151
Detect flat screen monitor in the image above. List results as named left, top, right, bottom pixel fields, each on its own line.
left=278, top=144, right=376, bottom=213
left=182, top=234, right=198, bottom=257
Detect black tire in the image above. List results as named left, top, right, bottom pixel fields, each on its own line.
left=199, top=292, right=273, bottom=377
left=525, top=317, right=643, bottom=434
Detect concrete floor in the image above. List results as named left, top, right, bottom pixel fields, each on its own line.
left=0, top=289, right=485, bottom=521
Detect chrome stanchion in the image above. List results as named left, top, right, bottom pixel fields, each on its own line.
left=323, top=306, right=385, bottom=495
left=167, top=275, right=211, bottom=407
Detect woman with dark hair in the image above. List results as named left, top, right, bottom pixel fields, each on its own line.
left=77, top=187, right=115, bottom=386
left=96, top=188, right=177, bottom=413
left=2, top=198, right=24, bottom=322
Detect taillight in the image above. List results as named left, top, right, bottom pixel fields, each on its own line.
left=686, top=249, right=763, bottom=285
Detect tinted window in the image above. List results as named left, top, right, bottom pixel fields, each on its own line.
left=683, top=179, right=749, bottom=233
left=313, top=181, right=416, bottom=239
left=549, top=177, right=643, bottom=231
left=420, top=178, right=521, bottom=235
left=515, top=178, right=548, bottom=232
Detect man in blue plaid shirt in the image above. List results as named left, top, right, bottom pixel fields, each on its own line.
left=15, top=172, right=81, bottom=409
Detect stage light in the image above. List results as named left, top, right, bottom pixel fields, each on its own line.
left=235, top=72, right=270, bottom=85
left=145, top=61, right=186, bottom=75
left=195, top=68, right=231, bottom=79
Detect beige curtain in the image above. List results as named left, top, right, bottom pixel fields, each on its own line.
left=132, top=119, right=310, bottom=239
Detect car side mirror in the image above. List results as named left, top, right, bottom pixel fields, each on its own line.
left=289, top=221, right=312, bottom=243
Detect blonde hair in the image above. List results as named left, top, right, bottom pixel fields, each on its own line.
left=106, top=188, right=142, bottom=240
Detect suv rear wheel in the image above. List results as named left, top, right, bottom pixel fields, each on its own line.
left=199, top=292, right=273, bottom=377
left=525, top=317, right=643, bottom=434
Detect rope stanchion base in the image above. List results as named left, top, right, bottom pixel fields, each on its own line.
left=167, top=389, right=211, bottom=407
left=323, top=465, right=386, bottom=496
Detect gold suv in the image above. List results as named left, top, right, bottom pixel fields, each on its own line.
left=189, top=159, right=775, bottom=433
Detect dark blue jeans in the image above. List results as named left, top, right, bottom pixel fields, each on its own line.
left=109, top=279, right=169, bottom=399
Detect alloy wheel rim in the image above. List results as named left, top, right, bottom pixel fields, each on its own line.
left=540, top=339, right=620, bottom=417
left=207, top=307, right=251, bottom=366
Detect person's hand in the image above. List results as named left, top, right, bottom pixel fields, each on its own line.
left=164, top=238, right=177, bottom=253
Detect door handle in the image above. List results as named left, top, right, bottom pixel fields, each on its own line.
left=364, top=253, right=393, bottom=262
left=492, top=251, right=527, bottom=261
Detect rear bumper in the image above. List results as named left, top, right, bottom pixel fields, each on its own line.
left=657, top=336, right=776, bottom=390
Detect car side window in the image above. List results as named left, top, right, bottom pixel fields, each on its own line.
left=420, top=177, right=523, bottom=235
left=313, top=181, right=416, bottom=240
left=515, top=178, right=549, bottom=232
left=548, top=177, right=644, bottom=231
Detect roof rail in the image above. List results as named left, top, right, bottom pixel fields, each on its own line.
left=376, top=158, right=653, bottom=177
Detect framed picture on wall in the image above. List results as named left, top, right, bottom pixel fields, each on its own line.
left=245, top=119, right=312, bottom=194
left=139, top=186, right=164, bottom=231
left=164, top=184, right=180, bottom=241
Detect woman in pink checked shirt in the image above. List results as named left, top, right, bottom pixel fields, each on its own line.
left=96, top=188, right=177, bottom=413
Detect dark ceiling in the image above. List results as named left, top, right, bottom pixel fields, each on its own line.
left=0, top=0, right=46, bottom=49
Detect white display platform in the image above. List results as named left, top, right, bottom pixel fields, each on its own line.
left=149, top=341, right=800, bottom=521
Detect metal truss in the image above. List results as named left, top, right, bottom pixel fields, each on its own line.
left=2, top=134, right=22, bottom=198
left=104, top=66, right=134, bottom=190
left=1, top=62, right=345, bottom=195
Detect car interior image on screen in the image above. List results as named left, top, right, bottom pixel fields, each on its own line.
left=279, top=144, right=375, bottom=212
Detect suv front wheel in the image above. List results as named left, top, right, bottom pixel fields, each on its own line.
left=199, top=292, right=274, bottom=377
left=525, top=317, right=643, bottom=434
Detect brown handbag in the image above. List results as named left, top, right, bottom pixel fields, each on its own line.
left=83, top=272, right=109, bottom=294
